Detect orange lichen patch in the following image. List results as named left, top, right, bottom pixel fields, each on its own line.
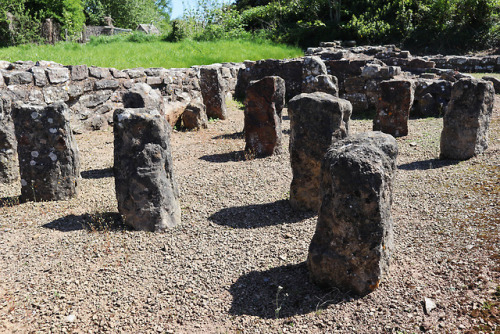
left=369, top=280, right=380, bottom=291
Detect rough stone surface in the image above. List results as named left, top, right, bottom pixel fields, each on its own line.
left=113, top=108, right=181, bottom=232
left=12, top=102, right=80, bottom=202
left=182, top=101, right=208, bottom=130
left=288, top=92, right=352, bottom=211
left=308, top=131, right=398, bottom=296
left=200, top=67, right=227, bottom=120
left=374, top=79, right=415, bottom=137
left=0, top=93, right=19, bottom=183
left=122, top=83, right=164, bottom=114
left=482, top=76, right=500, bottom=94
left=46, top=67, right=70, bottom=84
left=68, top=65, right=88, bottom=81
left=244, top=76, right=285, bottom=157
left=440, top=78, right=495, bottom=160
left=302, top=56, right=339, bottom=96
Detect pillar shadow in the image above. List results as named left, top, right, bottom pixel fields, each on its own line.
left=208, top=199, right=315, bottom=229
left=398, top=158, right=460, bottom=171
left=81, top=167, right=114, bottom=179
left=229, top=262, right=351, bottom=319
left=199, top=150, right=246, bottom=163
left=212, top=131, right=244, bottom=140
left=0, top=195, right=20, bottom=208
left=42, top=212, right=131, bottom=232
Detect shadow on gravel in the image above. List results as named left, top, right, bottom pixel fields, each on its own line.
left=42, top=212, right=131, bottom=232
left=0, top=196, right=20, bottom=208
left=398, top=158, right=460, bottom=171
left=208, top=199, right=315, bottom=228
left=229, top=262, right=351, bottom=319
left=212, top=131, right=244, bottom=140
left=200, top=151, right=246, bottom=163
left=81, top=167, right=114, bottom=179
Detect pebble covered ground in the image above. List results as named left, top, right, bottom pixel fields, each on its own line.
left=0, top=97, right=498, bottom=333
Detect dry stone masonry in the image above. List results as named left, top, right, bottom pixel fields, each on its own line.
left=0, top=93, right=18, bottom=183
left=12, top=102, right=80, bottom=202
left=244, top=76, right=286, bottom=157
left=440, top=78, right=495, bottom=160
left=373, top=79, right=415, bottom=137
left=113, top=108, right=181, bottom=232
left=288, top=92, right=352, bottom=211
left=308, top=131, right=398, bottom=295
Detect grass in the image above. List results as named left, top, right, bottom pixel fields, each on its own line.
left=0, top=36, right=303, bottom=69
left=471, top=72, right=500, bottom=80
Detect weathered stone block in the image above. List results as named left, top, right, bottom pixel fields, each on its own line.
left=95, top=79, right=119, bottom=90
left=46, top=67, right=70, bottom=84
left=308, top=131, right=398, bottom=296
left=288, top=92, right=352, bottom=211
left=182, top=101, right=208, bottom=130
left=374, top=79, right=415, bottom=137
left=244, top=76, right=285, bottom=157
left=440, top=78, right=495, bottom=160
left=89, top=66, right=110, bottom=79
left=113, top=108, right=181, bottom=232
left=200, top=67, right=227, bottom=120
left=31, top=67, right=48, bottom=87
left=0, top=94, right=18, bottom=183
left=4, top=71, right=33, bottom=85
left=12, top=102, right=80, bottom=202
left=122, top=83, right=163, bottom=114
left=68, top=65, right=88, bottom=81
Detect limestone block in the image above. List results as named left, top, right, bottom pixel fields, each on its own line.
left=200, top=67, right=227, bottom=120
left=244, top=76, right=285, bottom=157
left=122, top=83, right=164, bottom=115
left=68, top=65, right=88, bottom=81
left=12, top=102, right=80, bottom=202
left=113, top=108, right=181, bottom=232
left=95, top=79, right=119, bottom=90
left=4, top=71, right=33, bottom=85
left=89, top=66, right=110, bottom=79
left=31, top=67, right=48, bottom=86
left=374, top=79, right=415, bottom=137
left=308, top=131, right=398, bottom=295
left=43, top=86, right=70, bottom=104
left=288, top=92, right=352, bottom=211
left=440, top=78, right=495, bottom=160
left=110, top=68, right=129, bottom=79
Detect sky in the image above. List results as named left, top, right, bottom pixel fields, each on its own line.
left=170, top=0, right=234, bottom=19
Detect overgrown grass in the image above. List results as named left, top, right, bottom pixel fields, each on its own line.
left=0, top=35, right=303, bottom=69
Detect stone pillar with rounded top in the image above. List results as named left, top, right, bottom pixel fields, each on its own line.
left=12, top=102, right=80, bottom=202
left=0, top=93, right=19, bottom=183
left=440, top=78, right=495, bottom=160
left=373, top=79, right=415, bottom=137
left=288, top=92, right=352, bottom=211
left=113, top=108, right=181, bottom=232
left=200, top=67, right=227, bottom=120
left=244, top=76, right=286, bottom=157
left=308, top=131, right=398, bottom=295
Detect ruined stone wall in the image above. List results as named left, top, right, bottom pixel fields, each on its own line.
left=0, top=60, right=242, bottom=132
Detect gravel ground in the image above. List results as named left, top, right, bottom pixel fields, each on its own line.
left=0, top=97, right=498, bottom=334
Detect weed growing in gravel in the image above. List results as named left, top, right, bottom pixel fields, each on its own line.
left=274, top=286, right=288, bottom=319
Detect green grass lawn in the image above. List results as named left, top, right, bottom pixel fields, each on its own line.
left=0, top=37, right=303, bottom=69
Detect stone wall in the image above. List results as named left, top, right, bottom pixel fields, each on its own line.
left=0, top=60, right=243, bottom=132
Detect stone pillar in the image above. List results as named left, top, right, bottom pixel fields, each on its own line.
left=200, top=67, right=227, bottom=120
left=182, top=101, right=208, bottom=130
left=440, top=78, right=495, bottom=160
left=122, top=83, right=164, bottom=114
left=288, top=92, right=352, bottom=211
left=373, top=79, right=415, bottom=137
left=308, top=132, right=398, bottom=296
left=12, top=102, right=80, bottom=202
left=0, top=94, right=18, bottom=183
left=302, top=56, right=338, bottom=96
left=244, top=76, right=286, bottom=157
left=113, top=108, right=181, bottom=232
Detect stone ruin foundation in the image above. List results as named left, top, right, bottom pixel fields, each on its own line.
left=0, top=93, right=18, bottom=183
left=113, top=108, right=181, bottom=232
left=244, top=76, right=285, bottom=157
left=440, top=78, right=495, bottom=160
left=288, top=92, right=352, bottom=211
left=12, top=102, right=80, bottom=202
left=308, top=131, right=398, bottom=295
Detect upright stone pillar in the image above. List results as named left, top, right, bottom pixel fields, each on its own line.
left=0, top=94, right=19, bottom=183
left=113, top=108, right=181, bottom=232
left=308, top=132, right=398, bottom=295
left=200, top=67, right=227, bottom=120
left=440, top=78, right=495, bottom=160
left=12, top=102, right=80, bottom=202
left=373, top=79, right=415, bottom=137
left=244, top=76, right=285, bottom=157
left=302, top=56, right=339, bottom=96
left=288, top=92, right=352, bottom=211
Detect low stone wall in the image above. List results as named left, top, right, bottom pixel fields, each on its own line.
left=0, top=60, right=243, bottom=132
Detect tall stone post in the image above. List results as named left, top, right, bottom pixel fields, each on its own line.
left=0, top=94, right=18, bottom=183
left=200, top=67, right=227, bottom=120
left=373, top=79, right=415, bottom=137
left=288, top=92, right=352, bottom=211
left=244, top=76, right=286, bottom=157
left=308, top=132, right=398, bottom=295
left=440, top=78, right=495, bottom=160
left=113, top=108, right=181, bottom=232
left=12, top=102, right=80, bottom=202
